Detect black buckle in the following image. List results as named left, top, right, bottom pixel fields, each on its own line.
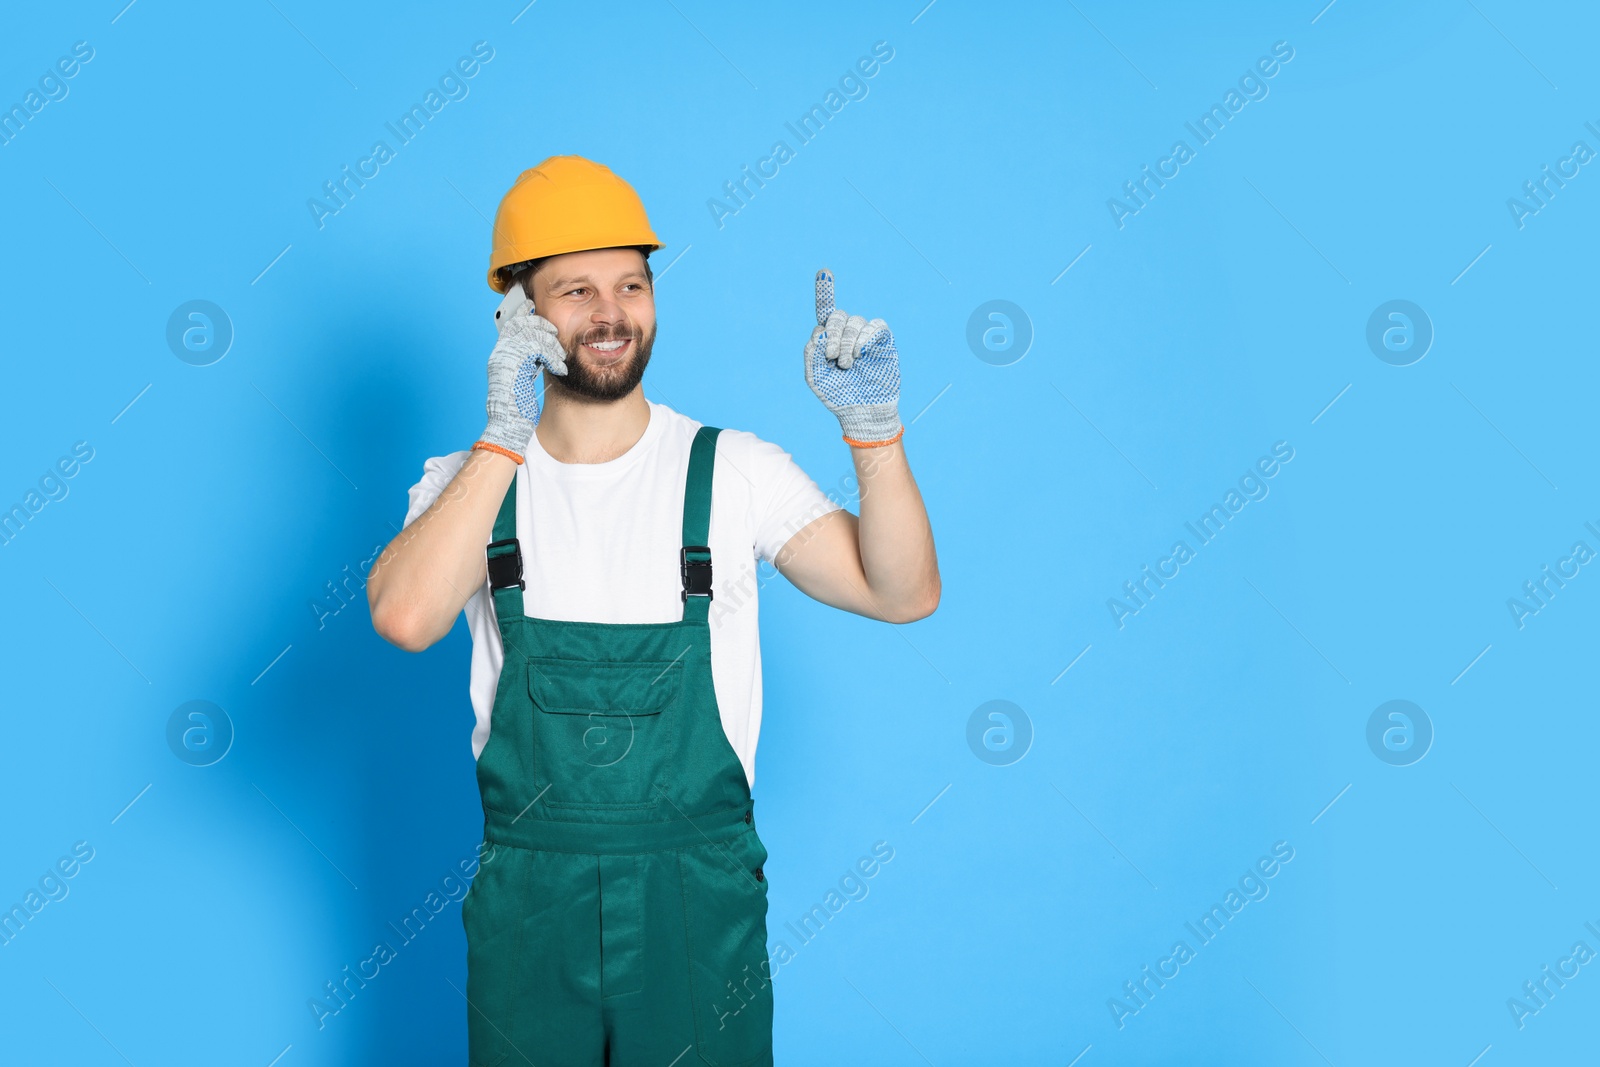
left=680, top=545, right=713, bottom=601
left=486, top=538, right=525, bottom=591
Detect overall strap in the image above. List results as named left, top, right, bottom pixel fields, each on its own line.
left=680, top=425, right=721, bottom=624
left=486, top=467, right=524, bottom=623
left=485, top=429, right=721, bottom=627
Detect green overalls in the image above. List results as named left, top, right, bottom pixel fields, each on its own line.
left=461, top=426, right=775, bottom=1067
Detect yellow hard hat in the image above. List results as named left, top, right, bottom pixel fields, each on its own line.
left=487, top=155, right=663, bottom=293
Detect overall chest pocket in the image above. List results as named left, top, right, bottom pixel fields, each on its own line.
left=527, top=657, right=683, bottom=811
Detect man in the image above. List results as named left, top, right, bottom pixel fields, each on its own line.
left=367, top=155, right=938, bottom=1066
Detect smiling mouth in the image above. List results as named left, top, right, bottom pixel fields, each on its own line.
left=582, top=337, right=632, bottom=360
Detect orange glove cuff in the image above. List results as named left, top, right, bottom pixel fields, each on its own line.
left=473, top=440, right=525, bottom=464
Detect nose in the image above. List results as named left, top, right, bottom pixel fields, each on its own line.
left=583, top=300, right=630, bottom=341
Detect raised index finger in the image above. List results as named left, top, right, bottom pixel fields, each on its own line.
left=814, top=268, right=834, bottom=326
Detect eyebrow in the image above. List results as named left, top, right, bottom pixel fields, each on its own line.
left=543, top=269, right=649, bottom=291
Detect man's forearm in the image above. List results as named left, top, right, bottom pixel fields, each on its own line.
left=368, top=448, right=518, bottom=652
left=852, top=439, right=939, bottom=620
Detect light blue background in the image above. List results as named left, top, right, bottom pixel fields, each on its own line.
left=2, top=1, right=1596, bottom=1064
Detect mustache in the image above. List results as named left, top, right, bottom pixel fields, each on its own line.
left=576, top=324, right=640, bottom=344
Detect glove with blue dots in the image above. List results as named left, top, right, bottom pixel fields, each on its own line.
left=478, top=283, right=569, bottom=463
left=803, top=268, right=903, bottom=447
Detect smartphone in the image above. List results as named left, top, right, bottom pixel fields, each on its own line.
left=495, top=279, right=527, bottom=329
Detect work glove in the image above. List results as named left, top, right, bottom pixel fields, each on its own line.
left=803, top=268, right=903, bottom=447
left=476, top=283, right=568, bottom=463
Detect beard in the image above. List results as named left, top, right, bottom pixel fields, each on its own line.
left=545, top=319, right=655, bottom=402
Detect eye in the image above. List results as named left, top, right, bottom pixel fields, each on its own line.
left=564, top=287, right=588, bottom=297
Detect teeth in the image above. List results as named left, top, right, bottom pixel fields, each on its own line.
left=588, top=339, right=626, bottom=351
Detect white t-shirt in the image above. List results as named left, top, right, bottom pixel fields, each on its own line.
left=401, top=400, right=843, bottom=791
